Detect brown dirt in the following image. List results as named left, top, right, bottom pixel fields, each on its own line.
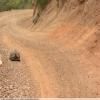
left=0, top=0, right=100, bottom=98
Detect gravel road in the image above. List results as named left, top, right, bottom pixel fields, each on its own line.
left=0, top=10, right=100, bottom=98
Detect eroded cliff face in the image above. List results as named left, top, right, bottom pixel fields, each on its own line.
left=32, top=0, right=99, bottom=26
left=33, top=0, right=99, bottom=48
left=30, top=0, right=100, bottom=54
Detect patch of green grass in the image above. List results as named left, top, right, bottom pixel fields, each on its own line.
left=0, top=0, right=32, bottom=11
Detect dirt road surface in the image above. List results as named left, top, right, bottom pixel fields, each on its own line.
left=0, top=10, right=100, bottom=98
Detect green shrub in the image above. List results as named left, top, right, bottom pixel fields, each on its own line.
left=36, top=0, right=49, bottom=9
left=0, top=0, right=32, bottom=11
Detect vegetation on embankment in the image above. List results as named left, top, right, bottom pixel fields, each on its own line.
left=32, top=0, right=50, bottom=24
left=0, top=0, right=32, bottom=12
left=36, top=0, right=49, bottom=10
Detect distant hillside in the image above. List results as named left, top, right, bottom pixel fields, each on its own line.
left=0, top=0, right=32, bottom=11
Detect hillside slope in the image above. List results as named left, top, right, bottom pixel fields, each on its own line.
left=30, top=0, right=100, bottom=68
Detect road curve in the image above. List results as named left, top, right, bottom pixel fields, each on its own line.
left=0, top=10, right=100, bottom=98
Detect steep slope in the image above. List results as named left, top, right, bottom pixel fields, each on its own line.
left=30, top=0, right=100, bottom=66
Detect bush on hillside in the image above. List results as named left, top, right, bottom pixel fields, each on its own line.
left=36, top=0, right=49, bottom=9
left=0, top=0, right=32, bottom=11
left=32, top=0, right=49, bottom=24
